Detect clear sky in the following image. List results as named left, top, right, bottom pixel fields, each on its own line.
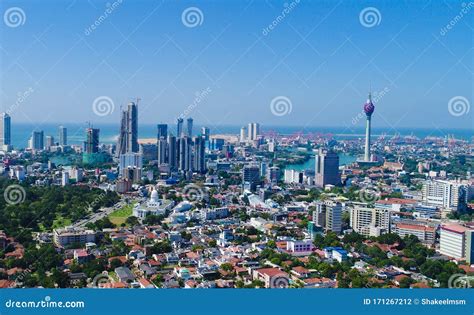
left=0, top=0, right=472, bottom=131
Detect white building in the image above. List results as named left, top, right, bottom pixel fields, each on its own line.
left=422, top=180, right=467, bottom=213
left=53, top=227, right=96, bottom=247
left=439, top=224, right=474, bottom=263
left=133, top=189, right=175, bottom=219
left=350, top=206, right=390, bottom=237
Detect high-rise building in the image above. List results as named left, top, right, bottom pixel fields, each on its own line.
left=439, top=223, right=474, bottom=263
left=0, top=113, right=11, bottom=150
left=85, top=128, right=99, bottom=154
left=167, top=135, right=177, bottom=170
left=363, top=93, right=375, bottom=162
left=186, top=118, right=193, bottom=138
left=157, top=137, right=167, bottom=165
left=315, top=148, right=340, bottom=187
left=248, top=123, right=259, bottom=141
left=176, top=118, right=184, bottom=138
left=193, top=136, right=206, bottom=173
left=422, top=180, right=467, bottom=213
left=30, top=131, right=44, bottom=151
left=58, top=125, right=67, bottom=146
left=242, top=164, right=261, bottom=191
left=240, top=126, right=246, bottom=142
left=177, top=137, right=192, bottom=172
left=201, top=126, right=210, bottom=141
left=117, top=102, right=139, bottom=156
left=119, top=152, right=143, bottom=178
left=157, top=124, right=168, bottom=139
left=45, top=135, right=55, bottom=149
left=266, top=166, right=280, bottom=184
left=314, top=200, right=342, bottom=234
left=350, top=206, right=390, bottom=237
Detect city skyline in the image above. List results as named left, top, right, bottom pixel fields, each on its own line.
left=0, top=1, right=472, bottom=131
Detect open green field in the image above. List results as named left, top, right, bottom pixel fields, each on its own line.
left=108, top=203, right=134, bottom=226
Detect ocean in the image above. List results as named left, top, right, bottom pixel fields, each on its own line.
left=8, top=123, right=473, bottom=149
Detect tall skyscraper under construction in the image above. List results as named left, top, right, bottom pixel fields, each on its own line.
left=117, top=101, right=139, bottom=156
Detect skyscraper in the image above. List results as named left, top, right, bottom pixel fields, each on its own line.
left=58, top=125, right=67, bottom=146
left=45, top=135, right=55, bottom=150
left=178, top=136, right=192, bottom=172
left=167, top=135, right=177, bottom=170
left=315, top=148, right=340, bottom=187
left=157, top=124, right=168, bottom=139
left=193, top=136, right=206, bottom=173
left=186, top=118, right=193, bottom=138
left=117, top=102, right=139, bottom=156
left=363, top=93, right=375, bottom=162
left=157, top=137, right=167, bottom=165
left=30, top=131, right=44, bottom=151
left=201, top=126, right=210, bottom=141
left=248, top=123, right=260, bottom=141
left=85, top=128, right=100, bottom=154
left=0, top=113, right=11, bottom=149
left=240, top=126, right=246, bottom=142
left=176, top=118, right=184, bottom=138
left=127, top=102, right=138, bottom=153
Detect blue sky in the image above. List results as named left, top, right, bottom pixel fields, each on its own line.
left=0, top=0, right=472, bottom=131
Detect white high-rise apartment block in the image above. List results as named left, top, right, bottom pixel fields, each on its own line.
left=439, top=224, right=474, bottom=263
left=247, top=123, right=259, bottom=141
left=350, top=206, right=390, bottom=237
left=422, top=180, right=467, bottom=212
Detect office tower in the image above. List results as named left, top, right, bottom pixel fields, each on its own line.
left=186, top=118, right=193, bottom=138
left=201, top=126, right=210, bottom=141
left=61, top=171, right=69, bottom=186
left=45, top=135, right=55, bottom=149
left=266, top=166, right=280, bottom=184
left=127, top=102, right=138, bottom=153
left=363, top=93, right=375, bottom=162
left=178, top=137, right=192, bottom=172
left=167, top=135, right=177, bottom=170
left=350, top=206, right=390, bottom=237
left=58, top=125, right=67, bottom=146
left=315, top=148, right=340, bottom=187
left=30, top=131, right=44, bottom=150
left=240, top=126, right=246, bottom=142
left=313, top=202, right=326, bottom=228
left=242, top=164, right=261, bottom=191
left=119, top=152, right=143, bottom=177
left=422, top=180, right=467, bottom=212
left=0, top=113, right=11, bottom=149
left=157, top=137, right=167, bottom=165
left=176, top=118, right=184, bottom=138
left=193, top=136, right=206, bottom=173
left=248, top=123, right=260, bottom=141
left=116, top=102, right=139, bottom=156
left=85, top=128, right=99, bottom=154
left=157, top=124, right=168, bottom=139
left=314, top=200, right=342, bottom=234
